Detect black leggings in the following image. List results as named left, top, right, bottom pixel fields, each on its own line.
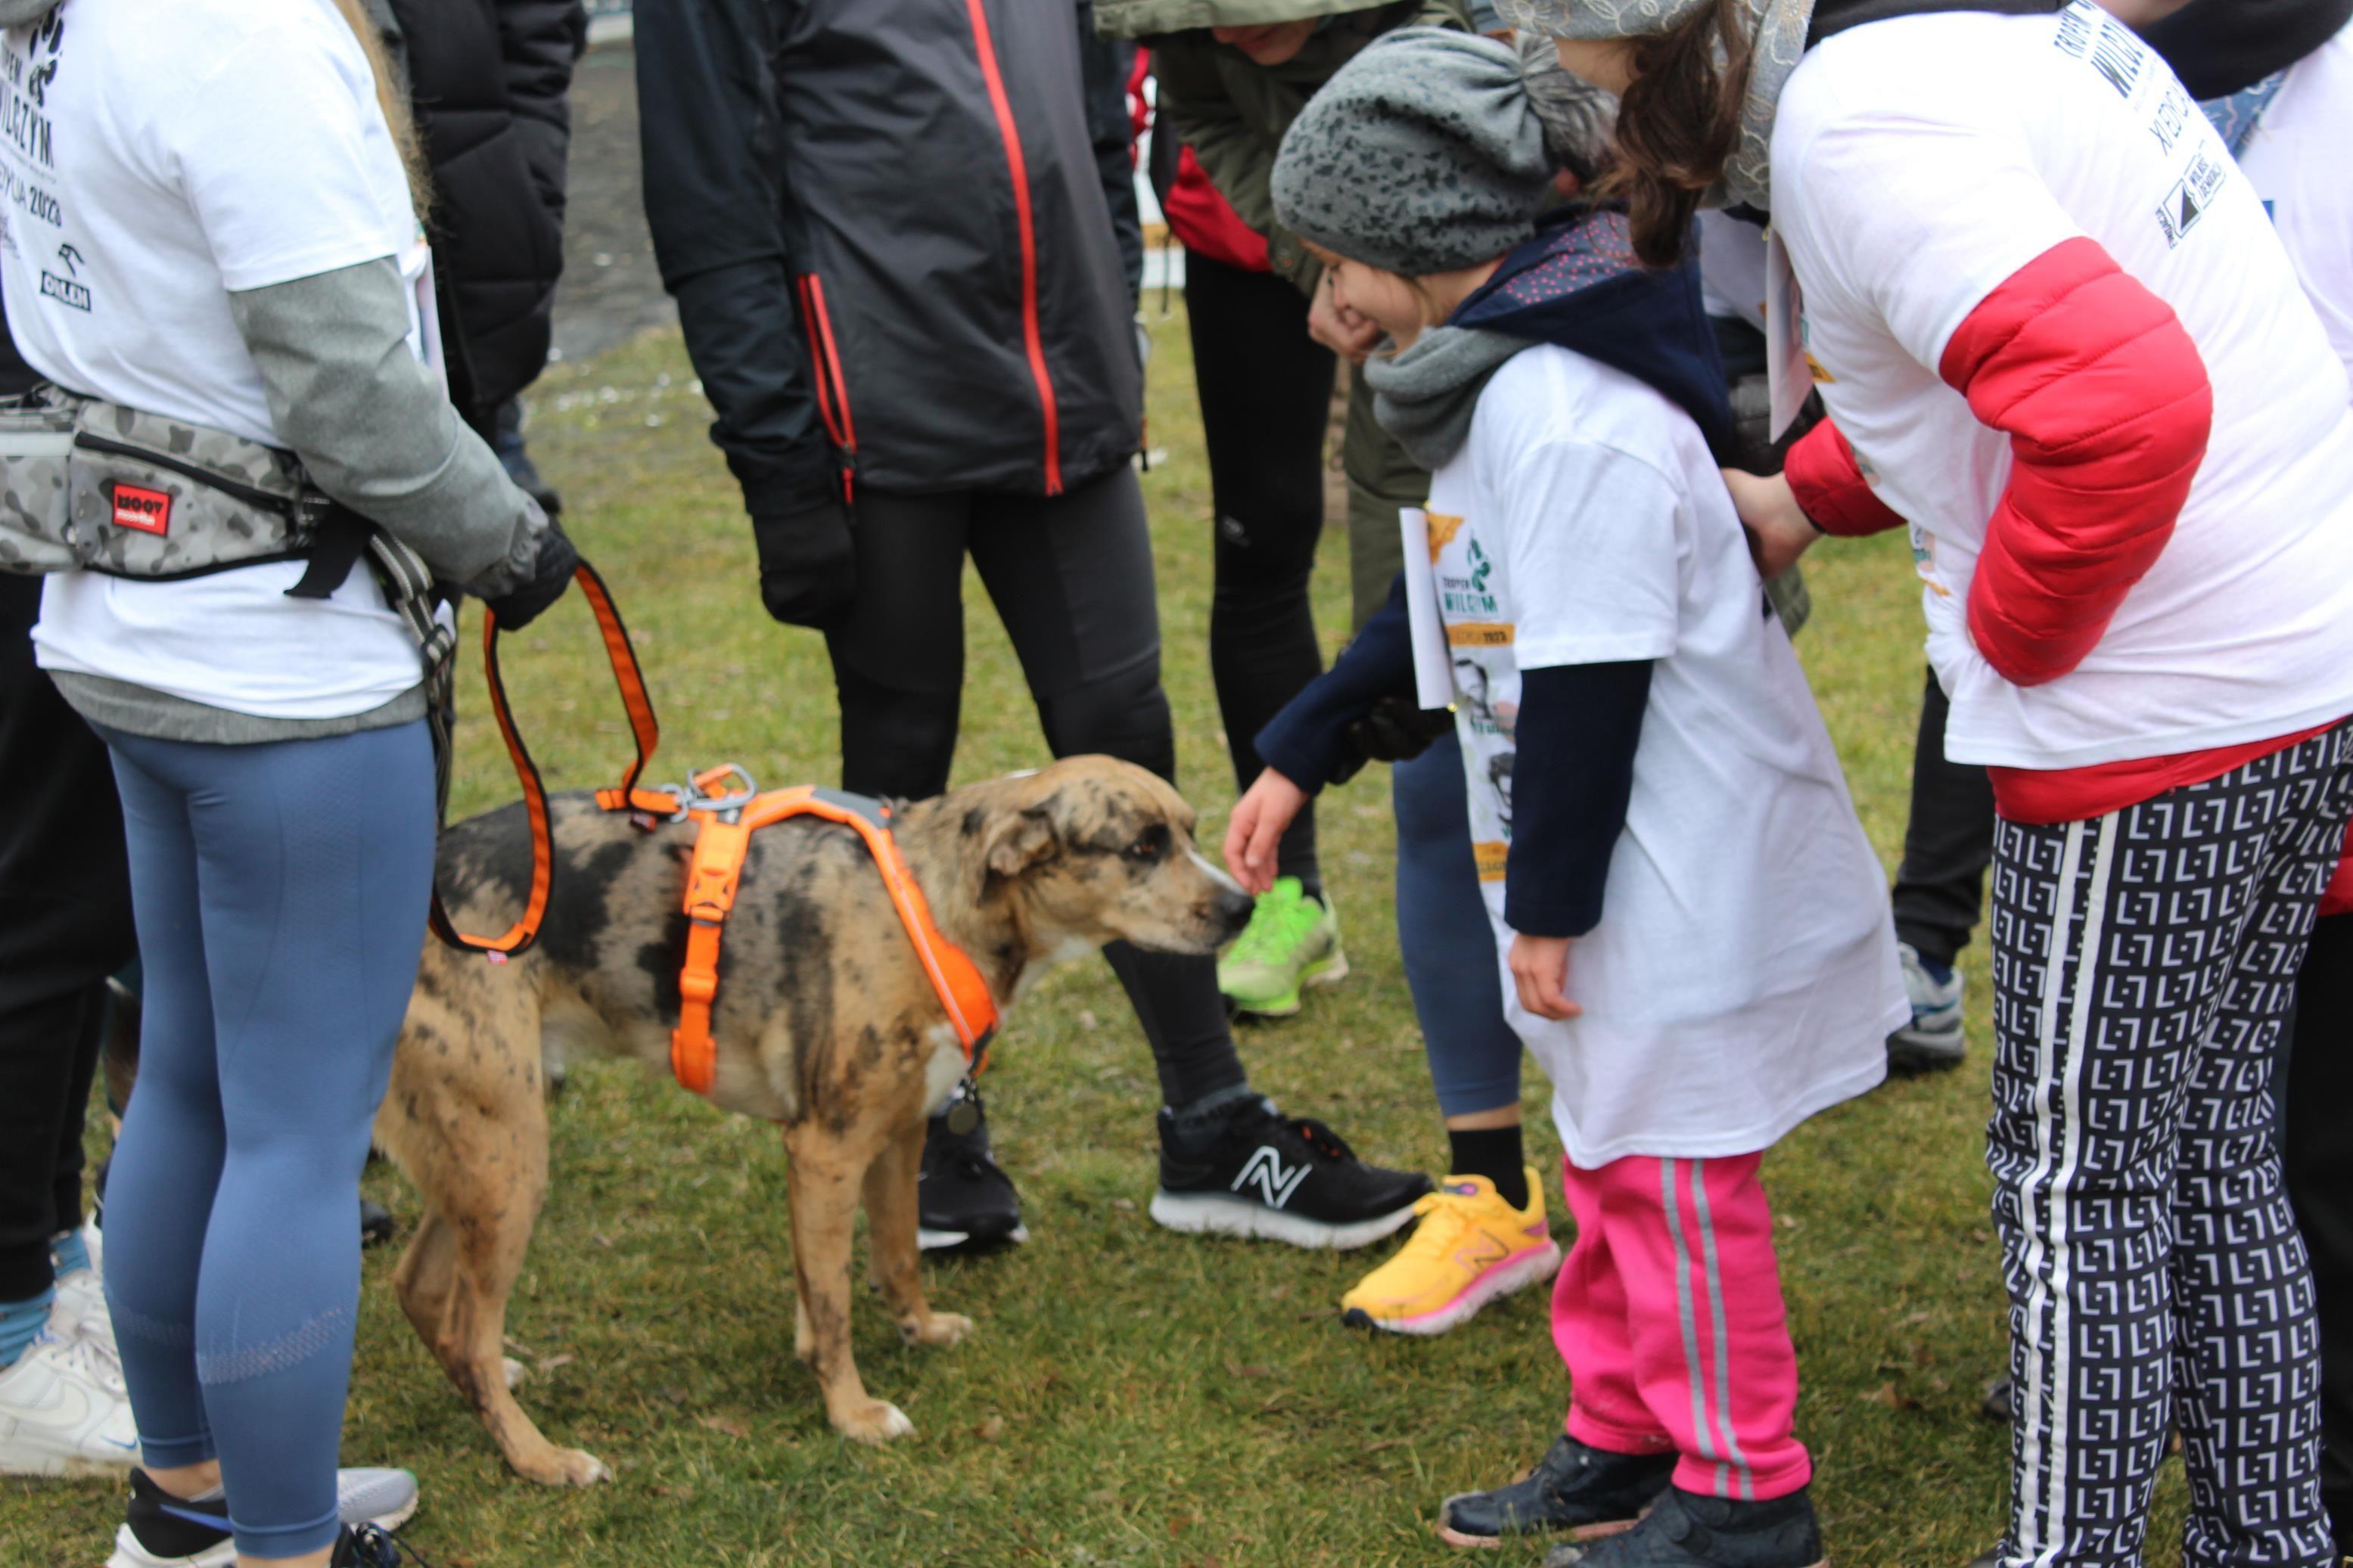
left=1186, top=250, right=1335, bottom=888
left=822, top=465, right=1244, bottom=1110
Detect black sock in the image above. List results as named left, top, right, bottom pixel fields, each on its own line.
left=1447, top=1126, right=1528, bottom=1209
left=1293, top=873, right=1324, bottom=903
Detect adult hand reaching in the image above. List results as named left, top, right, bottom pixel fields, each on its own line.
left=1224, top=769, right=1309, bottom=896
left=1508, top=933, right=1584, bottom=1022
left=1307, top=271, right=1382, bottom=365
left=1722, top=467, right=1822, bottom=582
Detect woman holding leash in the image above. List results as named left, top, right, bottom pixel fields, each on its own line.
left=0, top=0, right=573, bottom=1563
left=1228, top=30, right=1904, bottom=1562
left=1512, top=0, right=2353, bottom=1561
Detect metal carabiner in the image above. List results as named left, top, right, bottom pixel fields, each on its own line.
left=683, top=762, right=759, bottom=823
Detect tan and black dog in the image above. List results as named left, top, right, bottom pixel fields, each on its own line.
left=360, top=754, right=1254, bottom=1483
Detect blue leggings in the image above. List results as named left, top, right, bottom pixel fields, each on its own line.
left=1393, top=730, right=1525, bottom=1118
left=98, top=721, right=435, bottom=1559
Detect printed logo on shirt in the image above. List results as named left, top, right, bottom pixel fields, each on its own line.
left=1447, top=623, right=1514, bottom=647
left=0, top=13, right=61, bottom=173
left=2055, top=2, right=2146, bottom=101
left=1425, top=511, right=1466, bottom=561
left=2157, top=150, right=2229, bottom=247
left=1472, top=840, right=1509, bottom=882
left=110, top=483, right=170, bottom=536
left=1441, top=536, right=1502, bottom=619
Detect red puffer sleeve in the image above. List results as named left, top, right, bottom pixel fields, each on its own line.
left=1941, top=237, right=2213, bottom=688
left=1784, top=418, right=1907, bottom=537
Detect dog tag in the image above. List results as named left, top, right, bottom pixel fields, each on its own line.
left=946, top=1099, right=981, bottom=1136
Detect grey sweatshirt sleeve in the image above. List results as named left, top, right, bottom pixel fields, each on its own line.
left=228, top=256, right=546, bottom=593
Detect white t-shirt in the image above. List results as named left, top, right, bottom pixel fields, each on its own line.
left=1771, top=5, right=2353, bottom=772
left=1424, top=346, right=1903, bottom=1168
left=5, top=0, right=435, bottom=721
left=1697, top=211, right=1770, bottom=334
left=2236, top=23, right=2353, bottom=387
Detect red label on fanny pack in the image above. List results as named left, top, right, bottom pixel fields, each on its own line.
left=111, top=484, right=172, bottom=536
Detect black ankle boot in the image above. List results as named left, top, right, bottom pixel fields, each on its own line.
left=1543, top=1485, right=1826, bottom=1568
left=1438, top=1434, right=1677, bottom=1546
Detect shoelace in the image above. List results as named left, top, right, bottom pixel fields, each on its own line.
left=1387, top=1188, right=1487, bottom=1265
left=1225, top=887, right=1319, bottom=965
left=346, top=1522, right=436, bottom=1568
left=1270, top=1113, right=1356, bottom=1166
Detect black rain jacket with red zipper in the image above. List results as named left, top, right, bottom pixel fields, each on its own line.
left=635, top=0, right=1142, bottom=517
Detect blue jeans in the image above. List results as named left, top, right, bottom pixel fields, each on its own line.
left=98, top=720, right=435, bottom=1559
left=1393, top=730, right=1523, bottom=1118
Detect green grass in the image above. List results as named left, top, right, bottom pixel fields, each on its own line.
left=5, top=309, right=2197, bottom=1566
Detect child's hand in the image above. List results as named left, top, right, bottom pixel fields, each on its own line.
left=1308, top=272, right=1382, bottom=365
left=1509, top=933, right=1585, bottom=1022
left=1224, top=770, right=1309, bottom=896
left=1722, top=467, right=1820, bottom=582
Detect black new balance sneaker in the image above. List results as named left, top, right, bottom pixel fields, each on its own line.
left=108, top=1466, right=418, bottom=1568
left=1150, top=1095, right=1431, bottom=1250
left=331, top=1523, right=427, bottom=1567
left=1438, top=1435, right=1677, bottom=1548
left=917, top=1086, right=1027, bottom=1253
left=1542, top=1485, right=1826, bottom=1568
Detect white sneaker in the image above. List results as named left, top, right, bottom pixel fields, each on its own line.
left=51, top=1220, right=119, bottom=1362
left=0, top=1330, right=141, bottom=1476
left=107, top=1464, right=421, bottom=1568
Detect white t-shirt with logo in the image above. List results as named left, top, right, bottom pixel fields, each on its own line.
left=1423, top=345, right=1902, bottom=1168
left=1771, top=5, right=2353, bottom=772
left=2236, top=23, right=2353, bottom=387
left=4, top=0, right=436, bottom=722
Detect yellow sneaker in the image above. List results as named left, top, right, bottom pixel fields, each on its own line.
left=1339, top=1169, right=1560, bottom=1336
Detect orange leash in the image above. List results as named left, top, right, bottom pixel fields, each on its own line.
left=427, top=560, right=661, bottom=959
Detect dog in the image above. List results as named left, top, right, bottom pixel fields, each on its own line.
left=371, top=754, right=1253, bottom=1482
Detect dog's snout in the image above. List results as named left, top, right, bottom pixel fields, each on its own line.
left=1211, top=883, right=1254, bottom=943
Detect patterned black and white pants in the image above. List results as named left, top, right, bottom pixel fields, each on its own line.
left=1989, top=722, right=2353, bottom=1567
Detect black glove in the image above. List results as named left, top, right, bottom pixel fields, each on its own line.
left=1327, top=695, right=1453, bottom=784
left=751, top=499, right=856, bottom=629
left=484, top=519, right=578, bottom=632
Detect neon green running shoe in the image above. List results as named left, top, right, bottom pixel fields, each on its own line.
left=1217, top=877, right=1347, bottom=1017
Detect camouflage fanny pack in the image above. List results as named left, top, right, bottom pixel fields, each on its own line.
left=0, top=383, right=346, bottom=579
left=0, top=381, right=449, bottom=660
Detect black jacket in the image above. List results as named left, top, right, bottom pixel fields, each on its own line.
left=378, top=0, right=586, bottom=434
left=635, top=0, right=1143, bottom=515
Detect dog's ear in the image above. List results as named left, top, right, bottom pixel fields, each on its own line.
left=984, top=806, right=1056, bottom=878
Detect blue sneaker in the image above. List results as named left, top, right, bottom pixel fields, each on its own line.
left=1887, top=942, right=1965, bottom=1073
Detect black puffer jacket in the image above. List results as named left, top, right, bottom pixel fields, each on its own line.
left=376, top=0, right=586, bottom=434
left=636, top=0, right=1142, bottom=514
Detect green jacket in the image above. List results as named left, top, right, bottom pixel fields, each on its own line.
left=1101, top=0, right=1471, bottom=293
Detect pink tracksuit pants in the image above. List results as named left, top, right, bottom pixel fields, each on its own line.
left=1553, top=1151, right=1811, bottom=1502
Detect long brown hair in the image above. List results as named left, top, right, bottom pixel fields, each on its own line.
left=1596, top=0, right=1753, bottom=268
left=329, top=0, right=433, bottom=221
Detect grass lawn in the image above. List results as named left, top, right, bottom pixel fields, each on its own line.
left=5, top=307, right=2199, bottom=1566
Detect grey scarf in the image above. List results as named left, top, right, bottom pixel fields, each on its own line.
left=1363, top=327, right=1532, bottom=473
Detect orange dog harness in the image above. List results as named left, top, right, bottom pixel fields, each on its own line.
left=598, top=771, right=999, bottom=1098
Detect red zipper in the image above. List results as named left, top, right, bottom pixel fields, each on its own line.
left=794, top=273, right=859, bottom=505
left=961, top=0, right=1063, bottom=495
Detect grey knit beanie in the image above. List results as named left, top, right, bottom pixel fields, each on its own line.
left=1270, top=29, right=1554, bottom=277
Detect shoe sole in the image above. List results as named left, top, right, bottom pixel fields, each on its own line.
left=917, top=1224, right=1029, bottom=1254
left=1885, top=1011, right=1965, bottom=1074
left=1341, top=1240, right=1564, bottom=1337
left=0, top=1442, right=136, bottom=1480
left=1434, top=1504, right=1647, bottom=1551
left=1147, top=1189, right=1416, bottom=1251
left=105, top=1495, right=418, bottom=1567
left=1224, top=950, right=1351, bottom=1020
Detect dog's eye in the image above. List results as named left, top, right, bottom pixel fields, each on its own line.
left=1124, top=824, right=1169, bottom=862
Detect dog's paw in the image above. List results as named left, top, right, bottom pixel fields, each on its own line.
left=503, top=1355, right=529, bottom=1391
left=899, top=1312, right=973, bottom=1349
left=518, top=1446, right=611, bottom=1486
left=834, top=1399, right=915, bottom=1445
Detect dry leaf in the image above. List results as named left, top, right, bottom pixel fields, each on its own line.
left=974, top=1414, right=1006, bottom=1442
left=698, top=1414, right=751, bottom=1439
left=538, top=1353, right=575, bottom=1373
